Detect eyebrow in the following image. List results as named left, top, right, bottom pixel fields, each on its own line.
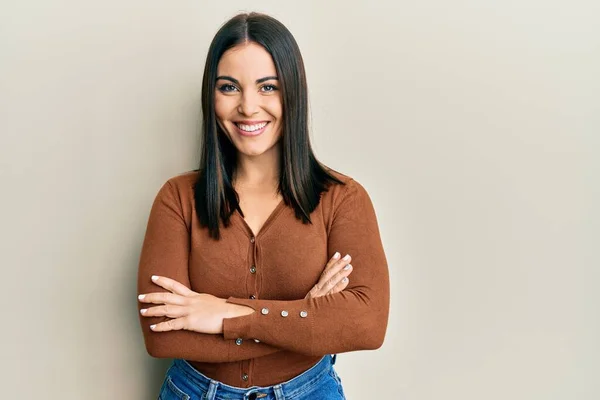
left=216, top=75, right=278, bottom=85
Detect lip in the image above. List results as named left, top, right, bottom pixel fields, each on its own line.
left=235, top=120, right=269, bottom=125
left=233, top=121, right=270, bottom=137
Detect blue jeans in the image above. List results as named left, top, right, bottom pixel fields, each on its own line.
left=158, top=354, right=346, bottom=400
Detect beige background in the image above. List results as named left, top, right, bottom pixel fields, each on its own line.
left=1, top=0, right=598, bottom=399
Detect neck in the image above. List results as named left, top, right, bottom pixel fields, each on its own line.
left=234, top=146, right=280, bottom=189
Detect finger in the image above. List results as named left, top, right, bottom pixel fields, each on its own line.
left=320, top=252, right=347, bottom=278
left=321, top=254, right=351, bottom=279
left=313, top=264, right=352, bottom=297
left=324, top=263, right=352, bottom=289
left=149, top=317, right=187, bottom=332
left=150, top=275, right=194, bottom=296
left=316, top=257, right=352, bottom=291
left=324, top=251, right=342, bottom=271
left=306, top=253, right=352, bottom=299
left=327, top=276, right=349, bottom=295
left=138, top=292, right=187, bottom=305
left=309, top=273, right=350, bottom=299
left=305, top=285, right=319, bottom=299
left=331, top=264, right=353, bottom=286
left=140, top=305, right=188, bottom=318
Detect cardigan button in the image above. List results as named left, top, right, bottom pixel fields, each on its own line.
left=249, top=295, right=256, bottom=300
left=235, top=338, right=243, bottom=345
left=250, top=265, right=256, bottom=274
left=261, top=308, right=269, bottom=315
left=250, top=237, right=255, bottom=243
left=242, top=373, right=248, bottom=381
left=281, top=310, right=289, bottom=317
left=300, top=311, right=308, bottom=318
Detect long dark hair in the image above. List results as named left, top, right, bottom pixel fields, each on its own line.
left=194, top=12, right=344, bottom=239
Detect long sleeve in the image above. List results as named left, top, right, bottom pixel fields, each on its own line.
left=137, top=180, right=281, bottom=362
left=222, top=179, right=390, bottom=356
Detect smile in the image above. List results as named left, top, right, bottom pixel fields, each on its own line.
left=234, top=121, right=269, bottom=136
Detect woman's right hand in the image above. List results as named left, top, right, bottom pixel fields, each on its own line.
left=305, top=252, right=353, bottom=299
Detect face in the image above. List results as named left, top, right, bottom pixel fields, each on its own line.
left=214, top=42, right=283, bottom=159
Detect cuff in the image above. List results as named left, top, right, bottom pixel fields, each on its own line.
left=222, top=297, right=259, bottom=340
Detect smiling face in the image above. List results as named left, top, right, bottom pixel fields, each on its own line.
left=214, top=42, right=283, bottom=160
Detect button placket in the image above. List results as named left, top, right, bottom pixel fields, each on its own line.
left=248, top=235, right=259, bottom=307
left=246, top=233, right=261, bottom=377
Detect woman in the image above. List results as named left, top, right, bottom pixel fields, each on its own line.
left=137, top=12, right=390, bottom=400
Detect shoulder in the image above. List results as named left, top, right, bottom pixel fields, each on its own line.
left=317, top=168, right=379, bottom=232
left=320, top=168, right=373, bottom=211
left=148, top=170, right=199, bottom=223
left=151, top=170, right=198, bottom=208
left=164, top=170, right=199, bottom=191
left=152, top=170, right=199, bottom=202
left=325, top=167, right=370, bottom=194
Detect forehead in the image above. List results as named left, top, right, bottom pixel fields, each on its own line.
left=217, top=42, right=277, bottom=78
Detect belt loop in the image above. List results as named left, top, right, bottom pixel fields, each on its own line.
left=273, top=384, right=285, bottom=400
left=331, top=353, right=337, bottom=365
left=205, top=379, right=218, bottom=400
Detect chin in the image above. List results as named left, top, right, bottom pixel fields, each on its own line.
left=234, top=141, right=279, bottom=157
left=238, top=147, right=271, bottom=157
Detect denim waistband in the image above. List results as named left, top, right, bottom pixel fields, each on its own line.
left=172, top=354, right=337, bottom=400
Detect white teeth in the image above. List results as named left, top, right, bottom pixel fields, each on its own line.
left=236, top=122, right=267, bottom=132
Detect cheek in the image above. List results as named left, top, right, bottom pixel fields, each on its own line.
left=214, top=96, right=233, bottom=120
left=214, top=98, right=232, bottom=139
left=265, top=98, right=283, bottom=121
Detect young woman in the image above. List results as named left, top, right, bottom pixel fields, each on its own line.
left=137, top=12, right=390, bottom=400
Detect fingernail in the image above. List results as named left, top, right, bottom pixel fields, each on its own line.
left=342, top=254, right=350, bottom=261
left=342, top=277, right=348, bottom=283
left=138, top=294, right=145, bottom=300
left=333, top=252, right=340, bottom=259
left=344, top=264, right=352, bottom=270
left=150, top=324, right=156, bottom=330
left=140, top=309, right=147, bottom=314
left=151, top=275, right=159, bottom=281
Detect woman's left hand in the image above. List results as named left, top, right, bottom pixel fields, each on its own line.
left=138, top=275, right=242, bottom=334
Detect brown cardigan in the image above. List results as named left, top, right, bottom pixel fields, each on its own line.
left=137, top=170, right=390, bottom=387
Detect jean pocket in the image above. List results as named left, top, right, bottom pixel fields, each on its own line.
left=159, top=376, right=191, bottom=400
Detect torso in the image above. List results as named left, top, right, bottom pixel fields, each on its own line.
left=164, top=169, right=363, bottom=387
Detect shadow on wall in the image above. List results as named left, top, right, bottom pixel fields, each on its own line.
left=147, top=358, right=172, bottom=395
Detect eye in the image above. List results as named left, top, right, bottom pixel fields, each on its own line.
left=217, top=83, right=238, bottom=93
left=261, top=84, right=278, bottom=93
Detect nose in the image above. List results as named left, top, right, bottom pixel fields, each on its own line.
left=237, top=91, right=260, bottom=116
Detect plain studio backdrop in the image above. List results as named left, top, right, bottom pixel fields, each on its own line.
left=1, top=1, right=598, bottom=399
